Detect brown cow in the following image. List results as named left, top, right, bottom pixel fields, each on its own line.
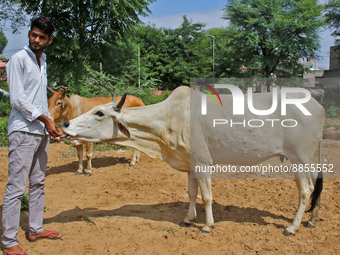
left=48, top=89, right=144, bottom=176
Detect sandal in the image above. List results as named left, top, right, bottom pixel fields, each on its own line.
left=3, top=249, right=26, bottom=255
left=28, top=230, right=62, bottom=242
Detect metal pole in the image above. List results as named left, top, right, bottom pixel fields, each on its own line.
left=138, top=44, right=141, bottom=88
left=207, top=35, right=215, bottom=84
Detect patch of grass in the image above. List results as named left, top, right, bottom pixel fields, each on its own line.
left=21, top=193, right=29, bottom=211
left=93, top=143, right=128, bottom=152
left=163, top=227, right=177, bottom=234
left=59, top=146, right=77, bottom=158
left=324, top=117, right=340, bottom=129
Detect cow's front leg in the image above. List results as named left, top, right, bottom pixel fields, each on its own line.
left=181, top=173, right=198, bottom=227
left=129, top=150, right=140, bottom=168
left=84, top=142, right=93, bottom=177
left=197, top=177, right=214, bottom=233
left=75, top=144, right=84, bottom=175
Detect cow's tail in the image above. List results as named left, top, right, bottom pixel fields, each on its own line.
left=306, top=140, right=323, bottom=213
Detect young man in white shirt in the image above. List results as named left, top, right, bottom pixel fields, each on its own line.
left=2, top=15, right=63, bottom=255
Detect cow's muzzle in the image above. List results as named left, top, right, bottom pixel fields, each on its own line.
left=63, top=121, right=70, bottom=128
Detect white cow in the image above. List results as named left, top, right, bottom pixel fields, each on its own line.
left=62, top=86, right=325, bottom=236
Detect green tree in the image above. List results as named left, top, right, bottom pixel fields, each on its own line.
left=0, top=0, right=27, bottom=32
left=104, top=16, right=211, bottom=90
left=133, top=16, right=210, bottom=89
left=0, top=31, right=8, bottom=54
left=14, top=0, right=155, bottom=92
left=223, top=0, right=325, bottom=90
left=160, top=16, right=209, bottom=88
left=325, top=0, right=340, bottom=45
left=205, top=27, right=240, bottom=78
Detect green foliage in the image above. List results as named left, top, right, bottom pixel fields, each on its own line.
left=93, top=143, right=126, bottom=152
left=325, top=0, right=340, bottom=44
left=0, top=117, right=8, bottom=147
left=0, top=0, right=27, bottom=32
left=0, top=31, right=7, bottom=54
left=78, top=64, right=117, bottom=97
left=0, top=99, right=11, bottom=117
left=0, top=80, right=8, bottom=90
left=326, top=105, right=340, bottom=118
left=16, top=0, right=155, bottom=90
left=223, top=0, right=326, bottom=80
left=0, top=82, right=11, bottom=117
left=1, top=0, right=329, bottom=96
left=21, top=193, right=29, bottom=211
left=115, top=84, right=171, bottom=105
left=323, top=100, right=340, bottom=118
left=97, top=16, right=214, bottom=90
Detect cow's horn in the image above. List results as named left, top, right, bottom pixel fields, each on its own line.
left=115, top=92, right=127, bottom=110
left=47, top=87, right=55, bottom=93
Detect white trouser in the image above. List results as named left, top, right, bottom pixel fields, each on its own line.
left=2, top=132, right=49, bottom=248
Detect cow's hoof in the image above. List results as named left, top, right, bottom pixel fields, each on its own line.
left=306, top=221, right=316, bottom=228
left=84, top=172, right=92, bottom=177
left=179, top=221, right=192, bottom=228
left=200, top=225, right=212, bottom=233
left=75, top=171, right=83, bottom=176
left=284, top=227, right=294, bottom=236
left=129, top=164, right=135, bottom=169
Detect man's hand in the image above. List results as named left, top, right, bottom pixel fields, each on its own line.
left=38, top=115, right=63, bottom=141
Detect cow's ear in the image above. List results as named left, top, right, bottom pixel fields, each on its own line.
left=117, top=118, right=130, bottom=138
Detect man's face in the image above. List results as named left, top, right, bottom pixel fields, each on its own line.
left=28, top=27, right=52, bottom=53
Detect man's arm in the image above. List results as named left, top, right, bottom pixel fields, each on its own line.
left=7, top=55, right=44, bottom=122
left=37, top=114, right=63, bottom=140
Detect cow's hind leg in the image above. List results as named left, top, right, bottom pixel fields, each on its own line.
left=84, top=142, right=93, bottom=177
left=181, top=173, right=198, bottom=227
left=197, top=177, right=214, bottom=233
left=285, top=174, right=314, bottom=236
left=306, top=171, right=323, bottom=228
left=75, top=145, right=84, bottom=175
left=306, top=205, right=320, bottom=228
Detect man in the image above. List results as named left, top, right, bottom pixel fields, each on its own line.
left=2, top=16, right=63, bottom=255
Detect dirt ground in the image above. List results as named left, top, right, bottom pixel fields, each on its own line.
left=0, top=137, right=339, bottom=254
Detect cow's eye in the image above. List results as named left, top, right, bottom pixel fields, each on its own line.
left=56, top=102, right=62, bottom=106
left=95, top=111, right=104, bottom=117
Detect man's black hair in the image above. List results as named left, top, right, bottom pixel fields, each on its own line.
left=30, top=15, right=54, bottom=37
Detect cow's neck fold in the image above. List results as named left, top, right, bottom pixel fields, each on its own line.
left=114, top=104, right=166, bottom=160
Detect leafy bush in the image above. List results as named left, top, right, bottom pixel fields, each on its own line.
left=0, top=118, right=8, bottom=147
left=21, top=193, right=29, bottom=211
left=0, top=81, right=11, bottom=117
left=326, top=105, right=340, bottom=118
left=0, top=80, right=8, bottom=91
left=323, top=98, right=340, bottom=118
left=0, top=98, right=11, bottom=117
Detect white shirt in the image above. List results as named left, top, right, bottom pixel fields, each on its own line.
left=7, top=46, right=50, bottom=135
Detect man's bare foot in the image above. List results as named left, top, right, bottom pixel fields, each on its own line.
left=3, top=245, right=27, bottom=255
left=28, top=229, right=62, bottom=242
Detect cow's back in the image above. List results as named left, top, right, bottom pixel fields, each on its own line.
left=190, top=90, right=325, bottom=167
left=123, top=95, right=144, bottom=108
